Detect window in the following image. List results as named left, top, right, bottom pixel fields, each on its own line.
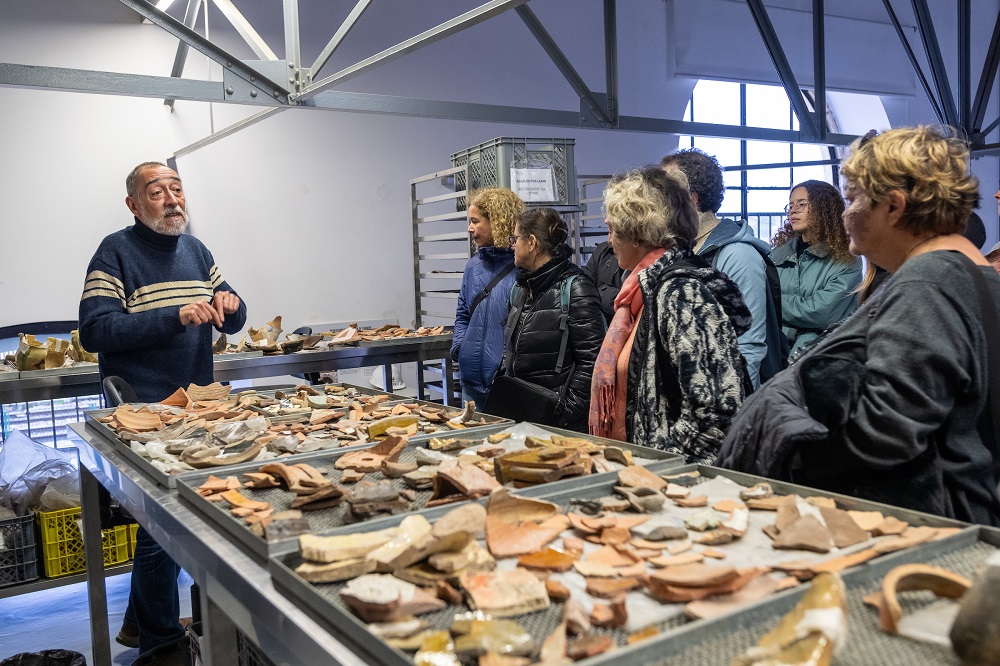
left=680, top=81, right=835, bottom=243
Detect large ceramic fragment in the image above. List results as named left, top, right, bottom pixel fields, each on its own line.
left=566, top=634, right=613, bottom=661
left=290, top=483, right=346, bottom=511
left=428, top=458, right=501, bottom=506
left=517, top=547, right=578, bottom=572
left=484, top=489, right=568, bottom=559
left=615, top=486, right=666, bottom=513
left=366, top=515, right=434, bottom=571
left=335, top=435, right=408, bottom=472
left=453, top=619, right=536, bottom=658
left=616, top=465, right=667, bottom=491
left=340, top=574, right=445, bottom=622
left=494, top=447, right=581, bottom=484
left=368, top=415, right=420, bottom=439
left=684, top=576, right=791, bottom=620
left=537, top=620, right=570, bottom=666
left=298, top=528, right=397, bottom=563
left=877, top=564, right=970, bottom=635
left=69, top=329, right=97, bottom=363
left=818, top=507, right=870, bottom=548
left=347, top=480, right=410, bottom=517
left=185, top=382, right=232, bottom=402
left=733, top=572, right=847, bottom=666
left=772, top=515, right=834, bottom=553
left=459, top=568, right=549, bottom=617
left=294, top=557, right=376, bottom=582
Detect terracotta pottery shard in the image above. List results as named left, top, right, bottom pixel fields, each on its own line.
left=509, top=463, right=585, bottom=485
left=366, top=514, right=434, bottom=571
left=617, top=465, right=667, bottom=490
left=563, top=536, right=585, bottom=553
left=242, top=472, right=280, bottom=489
left=585, top=545, right=636, bottom=568
left=573, top=560, right=618, bottom=578
left=518, top=547, right=578, bottom=572
left=696, top=530, right=734, bottom=547
left=684, top=575, right=787, bottom=621
left=587, top=577, right=642, bottom=599
left=335, top=435, right=408, bottom=472
left=295, top=557, right=376, bottom=583
left=878, top=564, right=971, bottom=635
left=847, top=510, right=885, bottom=532
left=627, top=626, right=659, bottom=645
left=772, top=515, right=833, bottom=553
left=590, top=593, right=627, bottom=628
left=598, top=526, right=631, bottom=545
left=433, top=459, right=501, bottom=500
left=429, top=540, right=489, bottom=574
left=537, top=620, right=568, bottom=666
left=111, top=405, right=164, bottom=432
left=809, top=548, right=880, bottom=575
left=186, top=382, right=231, bottom=402
left=650, top=563, right=738, bottom=589
left=872, top=516, right=909, bottom=537
left=563, top=599, right=590, bottom=636
left=644, top=525, right=688, bottom=542
left=220, top=490, right=269, bottom=511
left=340, top=574, right=446, bottom=623
left=818, top=507, right=870, bottom=548
left=485, top=489, right=567, bottom=558
left=487, top=432, right=512, bottom=444
left=566, top=634, right=613, bottom=661
left=773, top=495, right=801, bottom=532
left=674, top=495, right=709, bottom=508
left=871, top=526, right=938, bottom=555
left=381, top=459, right=418, bottom=478
left=262, top=516, right=310, bottom=542
left=668, top=540, right=693, bottom=555
left=702, top=548, right=727, bottom=560
left=347, top=480, right=410, bottom=517
left=745, top=496, right=785, bottom=511
left=805, top=496, right=837, bottom=509
left=299, top=529, right=397, bottom=563
left=762, top=525, right=781, bottom=541
left=340, top=469, right=364, bottom=484
left=713, top=499, right=746, bottom=513
left=685, top=510, right=724, bottom=532
left=545, top=578, right=571, bottom=601
left=290, top=484, right=346, bottom=511
left=663, top=483, right=692, bottom=499
left=436, top=581, right=465, bottom=606
left=161, top=387, right=189, bottom=408
left=649, top=552, right=705, bottom=568
left=459, top=568, right=550, bottom=617
left=650, top=567, right=766, bottom=604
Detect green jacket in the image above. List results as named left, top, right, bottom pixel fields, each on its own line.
left=769, top=236, right=862, bottom=354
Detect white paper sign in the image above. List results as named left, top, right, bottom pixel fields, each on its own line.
left=510, top=168, right=556, bottom=202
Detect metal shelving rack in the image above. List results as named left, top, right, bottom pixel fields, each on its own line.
left=574, top=174, right=612, bottom=266
left=410, top=165, right=470, bottom=405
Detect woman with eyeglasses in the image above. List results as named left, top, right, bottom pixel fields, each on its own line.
left=717, top=126, right=1000, bottom=525
left=768, top=180, right=862, bottom=355
left=484, top=208, right=604, bottom=432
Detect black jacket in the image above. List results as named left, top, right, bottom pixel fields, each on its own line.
left=581, top=241, right=626, bottom=324
left=501, top=245, right=606, bottom=432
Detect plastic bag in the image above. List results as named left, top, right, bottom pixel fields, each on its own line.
left=0, top=430, right=79, bottom=515
left=0, top=650, right=87, bottom=666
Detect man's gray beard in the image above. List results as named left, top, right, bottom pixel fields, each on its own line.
left=147, top=208, right=189, bottom=236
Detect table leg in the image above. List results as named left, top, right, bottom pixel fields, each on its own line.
left=443, top=355, right=456, bottom=407
left=202, top=590, right=238, bottom=666
left=80, top=465, right=112, bottom=666
left=381, top=364, right=392, bottom=393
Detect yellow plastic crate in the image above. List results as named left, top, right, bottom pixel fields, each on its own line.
left=35, top=507, right=130, bottom=578
left=127, top=522, right=139, bottom=558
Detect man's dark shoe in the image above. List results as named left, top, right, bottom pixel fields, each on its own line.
left=116, top=622, right=140, bottom=649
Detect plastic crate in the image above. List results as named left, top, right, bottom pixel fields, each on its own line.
left=452, top=137, right=578, bottom=207
left=237, top=629, right=276, bottom=666
left=0, top=514, right=39, bottom=588
left=127, top=522, right=139, bottom=559
left=35, top=507, right=130, bottom=578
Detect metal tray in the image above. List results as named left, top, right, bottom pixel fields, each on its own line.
left=267, top=464, right=973, bottom=666
left=84, top=396, right=508, bottom=490
left=17, top=362, right=98, bottom=377
left=0, top=367, right=19, bottom=381
left=352, top=333, right=453, bottom=348
left=212, top=350, right=265, bottom=360
left=177, top=422, right=680, bottom=562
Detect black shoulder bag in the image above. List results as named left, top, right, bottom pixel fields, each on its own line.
left=468, top=263, right=515, bottom=319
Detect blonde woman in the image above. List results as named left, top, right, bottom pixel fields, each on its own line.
left=451, top=188, right=524, bottom=406
left=590, top=166, right=749, bottom=463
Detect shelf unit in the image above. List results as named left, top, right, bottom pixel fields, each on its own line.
left=574, top=174, right=612, bottom=266
left=410, top=165, right=470, bottom=405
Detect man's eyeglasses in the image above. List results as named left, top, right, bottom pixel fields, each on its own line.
left=783, top=201, right=810, bottom=215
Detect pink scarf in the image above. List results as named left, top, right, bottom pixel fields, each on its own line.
left=589, top=248, right=665, bottom=440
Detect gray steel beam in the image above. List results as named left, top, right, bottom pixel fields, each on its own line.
left=515, top=5, right=613, bottom=127
left=174, top=108, right=287, bottom=158
left=604, top=0, right=618, bottom=124
left=311, top=0, right=374, bottom=75
left=723, top=158, right=840, bottom=172
left=745, top=0, right=819, bottom=139
left=972, top=13, right=1000, bottom=133
left=210, top=0, right=278, bottom=61
left=958, top=0, right=970, bottom=132
left=294, top=0, right=531, bottom=102
left=813, top=0, right=826, bottom=141
left=284, top=0, right=302, bottom=92
left=883, top=0, right=944, bottom=124
left=116, top=0, right=289, bottom=102
left=0, top=62, right=251, bottom=104
left=910, top=0, right=960, bottom=128
left=982, top=115, right=1000, bottom=137
left=165, top=0, right=203, bottom=110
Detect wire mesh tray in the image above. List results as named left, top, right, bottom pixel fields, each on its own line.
left=268, top=464, right=972, bottom=666
left=84, top=390, right=506, bottom=489
left=177, top=423, right=680, bottom=562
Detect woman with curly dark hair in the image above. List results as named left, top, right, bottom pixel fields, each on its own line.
left=769, top=179, right=862, bottom=354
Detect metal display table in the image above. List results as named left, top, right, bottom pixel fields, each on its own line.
left=68, top=421, right=375, bottom=666
left=0, top=336, right=455, bottom=404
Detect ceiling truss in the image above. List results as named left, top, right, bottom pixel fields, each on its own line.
left=0, top=0, right=998, bottom=157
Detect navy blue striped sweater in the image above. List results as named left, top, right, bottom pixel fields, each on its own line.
left=79, top=220, right=247, bottom=402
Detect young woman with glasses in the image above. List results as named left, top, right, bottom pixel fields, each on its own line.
left=768, top=180, right=862, bottom=355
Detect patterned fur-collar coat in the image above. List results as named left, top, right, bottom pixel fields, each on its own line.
left=626, top=247, right=751, bottom=464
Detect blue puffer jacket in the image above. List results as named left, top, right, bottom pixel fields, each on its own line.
left=451, top=246, right=516, bottom=405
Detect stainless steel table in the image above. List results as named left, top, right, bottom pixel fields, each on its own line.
left=1, top=337, right=455, bottom=405
left=69, top=421, right=375, bottom=666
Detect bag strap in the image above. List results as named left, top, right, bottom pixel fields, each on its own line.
left=501, top=285, right=528, bottom=374
left=958, top=254, right=1000, bottom=458
left=554, top=275, right=576, bottom=375
left=469, top=262, right=515, bottom=319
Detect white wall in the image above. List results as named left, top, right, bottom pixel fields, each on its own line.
left=2, top=0, right=999, bottom=333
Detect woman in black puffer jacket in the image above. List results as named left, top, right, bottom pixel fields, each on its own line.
left=493, top=208, right=606, bottom=432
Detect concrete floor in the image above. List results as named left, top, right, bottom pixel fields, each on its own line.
left=0, top=570, right=193, bottom=665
